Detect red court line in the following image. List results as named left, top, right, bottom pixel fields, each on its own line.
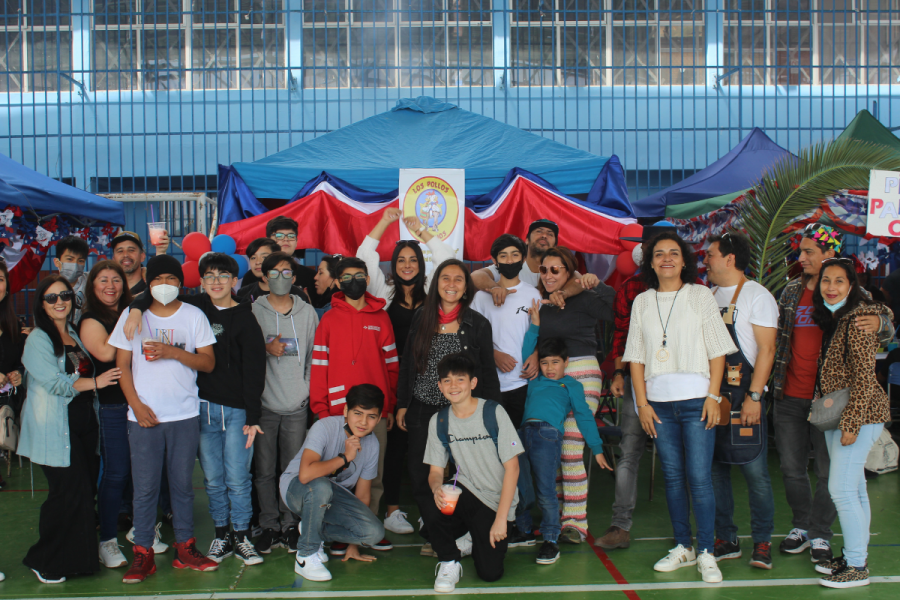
left=586, top=532, right=642, bottom=600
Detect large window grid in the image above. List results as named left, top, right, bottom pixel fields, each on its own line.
left=510, top=0, right=705, bottom=87
left=0, top=0, right=73, bottom=92
left=92, top=0, right=286, bottom=91
left=301, top=0, right=493, bottom=89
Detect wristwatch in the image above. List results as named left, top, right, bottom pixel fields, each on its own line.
left=748, top=391, right=762, bottom=403
left=337, top=452, right=349, bottom=467
left=707, top=394, right=722, bottom=404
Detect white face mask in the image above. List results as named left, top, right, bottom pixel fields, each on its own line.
left=150, top=283, right=179, bottom=306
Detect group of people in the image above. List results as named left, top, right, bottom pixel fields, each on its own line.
left=0, top=210, right=893, bottom=592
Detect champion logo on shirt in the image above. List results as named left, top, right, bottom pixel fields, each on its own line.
left=364, top=325, right=381, bottom=331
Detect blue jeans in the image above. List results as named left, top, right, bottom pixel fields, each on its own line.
left=711, top=438, right=775, bottom=543
left=128, top=418, right=200, bottom=548
left=651, top=398, right=716, bottom=554
left=198, top=402, right=253, bottom=530
left=515, top=421, right=564, bottom=542
left=98, top=404, right=132, bottom=542
left=283, top=477, right=385, bottom=558
left=824, top=423, right=884, bottom=568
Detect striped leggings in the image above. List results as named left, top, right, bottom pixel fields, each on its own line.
left=556, top=355, right=602, bottom=538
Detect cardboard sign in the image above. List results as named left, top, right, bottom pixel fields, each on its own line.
left=867, top=170, right=900, bottom=237
left=398, top=169, right=465, bottom=274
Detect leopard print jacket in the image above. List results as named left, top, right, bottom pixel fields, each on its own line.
left=817, top=302, right=893, bottom=436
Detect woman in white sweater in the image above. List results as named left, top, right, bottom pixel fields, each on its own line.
left=356, top=207, right=455, bottom=536
left=623, top=231, right=737, bottom=584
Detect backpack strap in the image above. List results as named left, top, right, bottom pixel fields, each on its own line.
left=436, top=405, right=452, bottom=455
left=482, top=400, right=500, bottom=450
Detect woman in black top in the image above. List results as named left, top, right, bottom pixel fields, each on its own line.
left=396, top=259, right=500, bottom=544
left=78, top=260, right=133, bottom=568
left=535, top=246, right=614, bottom=544
left=0, top=261, right=24, bottom=416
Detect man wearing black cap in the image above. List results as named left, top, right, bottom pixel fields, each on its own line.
left=111, top=230, right=170, bottom=296
left=109, top=255, right=220, bottom=582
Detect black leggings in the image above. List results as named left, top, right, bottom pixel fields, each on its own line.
left=406, top=399, right=444, bottom=537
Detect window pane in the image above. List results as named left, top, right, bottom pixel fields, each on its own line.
left=353, top=0, right=392, bottom=23
left=144, top=0, right=182, bottom=24
left=860, top=0, right=900, bottom=13
left=2, top=0, right=22, bottom=26
left=349, top=27, right=396, bottom=86
left=612, top=25, right=657, bottom=85
left=29, top=30, right=72, bottom=90
left=818, top=0, right=856, bottom=24
left=864, top=24, right=900, bottom=83
left=241, top=0, right=283, bottom=24
left=302, top=27, right=348, bottom=87
left=0, top=30, right=23, bottom=91
left=143, top=29, right=184, bottom=89
left=723, top=25, right=765, bottom=84
left=303, top=0, right=344, bottom=23
left=28, top=0, right=71, bottom=26
left=240, top=28, right=285, bottom=87
left=192, top=29, right=237, bottom=89
left=401, top=0, right=443, bottom=23
left=774, top=25, right=811, bottom=84
left=659, top=20, right=704, bottom=84
left=659, top=0, right=702, bottom=21
left=92, top=30, right=138, bottom=90
left=511, top=26, right=554, bottom=85
left=449, top=0, right=490, bottom=22
left=559, top=0, right=602, bottom=23
left=94, top=0, right=137, bottom=25
left=560, top=25, right=602, bottom=85
left=400, top=26, right=446, bottom=85
left=819, top=11, right=861, bottom=83
left=446, top=25, right=492, bottom=84
left=611, top=0, right=653, bottom=21
left=725, top=0, right=764, bottom=19
left=192, top=0, right=232, bottom=24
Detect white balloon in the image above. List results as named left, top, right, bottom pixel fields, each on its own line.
left=632, top=245, right=643, bottom=266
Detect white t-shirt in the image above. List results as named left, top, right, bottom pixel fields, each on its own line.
left=109, top=304, right=217, bottom=423
left=470, top=282, right=543, bottom=392
left=712, top=280, right=779, bottom=368
left=487, top=262, right=540, bottom=288
left=647, top=373, right=710, bottom=402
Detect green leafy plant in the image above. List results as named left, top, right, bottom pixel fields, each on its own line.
left=742, top=138, right=900, bottom=296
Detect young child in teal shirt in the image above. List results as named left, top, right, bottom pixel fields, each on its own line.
left=514, top=300, right=612, bottom=565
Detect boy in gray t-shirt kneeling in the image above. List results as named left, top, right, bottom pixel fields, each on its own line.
left=279, top=384, right=386, bottom=582
left=423, top=354, right=523, bottom=594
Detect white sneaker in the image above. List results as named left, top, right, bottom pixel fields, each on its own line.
left=98, top=538, right=128, bottom=568
left=697, top=550, right=723, bottom=583
left=317, top=541, right=329, bottom=563
left=384, top=510, right=415, bottom=535
left=434, top=560, right=463, bottom=593
left=294, top=551, right=332, bottom=581
left=0, top=571, right=5, bottom=582
left=654, top=544, right=698, bottom=572
left=418, top=516, right=425, bottom=531
left=30, top=569, right=65, bottom=584
left=456, top=532, right=473, bottom=558
left=126, top=523, right=169, bottom=554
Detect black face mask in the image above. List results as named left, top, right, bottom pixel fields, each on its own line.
left=497, top=261, right=523, bottom=280
left=340, top=278, right=367, bottom=301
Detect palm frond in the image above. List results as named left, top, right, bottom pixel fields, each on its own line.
left=742, top=139, right=900, bottom=296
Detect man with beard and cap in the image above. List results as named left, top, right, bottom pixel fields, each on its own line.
left=595, top=220, right=677, bottom=552
left=110, top=230, right=170, bottom=296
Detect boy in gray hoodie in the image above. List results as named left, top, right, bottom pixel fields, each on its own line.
left=250, top=252, right=319, bottom=554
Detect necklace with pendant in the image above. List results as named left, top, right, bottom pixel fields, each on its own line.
left=440, top=324, right=446, bottom=332
left=655, top=284, right=684, bottom=363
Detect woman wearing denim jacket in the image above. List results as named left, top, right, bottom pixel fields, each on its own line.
left=18, top=275, right=122, bottom=584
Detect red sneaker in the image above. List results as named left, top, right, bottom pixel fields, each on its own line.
left=173, top=538, right=219, bottom=572
left=123, top=545, right=156, bottom=584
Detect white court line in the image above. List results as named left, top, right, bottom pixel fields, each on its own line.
left=13, top=576, right=899, bottom=600
left=633, top=533, right=881, bottom=541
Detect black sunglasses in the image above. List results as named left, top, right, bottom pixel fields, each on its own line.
left=821, top=257, right=854, bottom=265
left=43, top=290, right=75, bottom=304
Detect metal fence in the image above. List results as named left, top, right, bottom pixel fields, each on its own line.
left=1, top=2, right=899, bottom=201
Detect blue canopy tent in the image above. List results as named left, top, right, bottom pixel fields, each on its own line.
left=0, top=152, right=125, bottom=224
left=632, top=128, right=796, bottom=219
left=218, top=96, right=633, bottom=224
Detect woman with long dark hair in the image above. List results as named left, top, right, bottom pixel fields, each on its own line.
left=395, top=259, right=500, bottom=552
left=79, top=260, right=134, bottom=569
left=623, top=231, right=736, bottom=584
left=809, top=258, right=892, bottom=589
left=533, top=246, right=614, bottom=544
left=18, top=275, right=122, bottom=583
left=0, top=260, right=24, bottom=420
left=358, top=207, right=455, bottom=534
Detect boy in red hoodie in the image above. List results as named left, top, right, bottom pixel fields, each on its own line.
left=311, top=257, right=399, bottom=553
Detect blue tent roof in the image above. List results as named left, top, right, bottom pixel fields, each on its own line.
left=632, top=128, right=796, bottom=219
left=232, top=96, right=617, bottom=198
left=0, top=152, right=125, bottom=224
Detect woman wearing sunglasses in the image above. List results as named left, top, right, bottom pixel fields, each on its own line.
left=396, top=259, right=500, bottom=553
left=18, top=275, right=122, bottom=583
left=79, top=261, right=135, bottom=569
left=809, top=257, right=892, bottom=589
left=357, top=207, right=455, bottom=535
left=534, top=247, right=614, bottom=545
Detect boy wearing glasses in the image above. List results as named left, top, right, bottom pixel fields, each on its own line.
left=266, top=216, right=320, bottom=305
left=310, top=257, right=399, bottom=554
left=251, top=251, right=319, bottom=553
left=122, top=254, right=267, bottom=564
left=237, top=238, right=311, bottom=304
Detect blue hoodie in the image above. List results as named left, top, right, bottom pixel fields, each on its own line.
left=521, top=324, right=603, bottom=454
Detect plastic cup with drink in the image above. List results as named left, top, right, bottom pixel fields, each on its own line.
left=147, top=222, right=166, bottom=247
left=142, top=335, right=161, bottom=361
left=440, top=484, right=462, bottom=515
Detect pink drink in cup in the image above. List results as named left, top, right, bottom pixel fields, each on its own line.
left=440, top=484, right=462, bottom=515
left=142, top=336, right=161, bottom=360
left=147, top=222, right=166, bottom=246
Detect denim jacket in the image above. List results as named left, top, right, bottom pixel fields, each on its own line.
left=18, top=326, right=98, bottom=468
